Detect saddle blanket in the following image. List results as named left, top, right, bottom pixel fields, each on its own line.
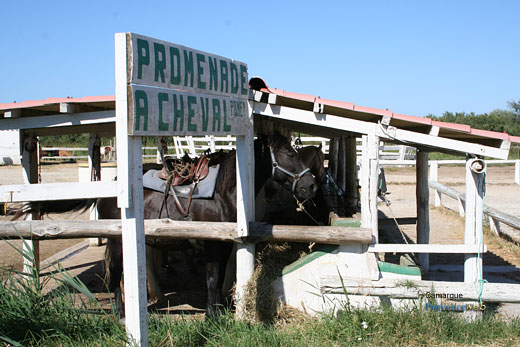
left=143, top=164, right=220, bottom=199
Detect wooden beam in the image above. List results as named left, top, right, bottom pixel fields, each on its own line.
left=368, top=243, right=486, bottom=254
left=59, top=102, right=81, bottom=113
left=0, top=220, right=373, bottom=244
left=0, top=181, right=118, bottom=203
left=0, top=110, right=115, bottom=131
left=252, top=103, right=509, bottom=159
left=320, top=276, right=520, bottom=303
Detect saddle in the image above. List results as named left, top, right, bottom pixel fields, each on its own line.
left=158, top=154, right=211, bottom=218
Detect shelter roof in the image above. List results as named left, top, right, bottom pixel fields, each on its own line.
left=249, top=77, right=520, bottom=146
left=0, top=96, right=115, bottom=118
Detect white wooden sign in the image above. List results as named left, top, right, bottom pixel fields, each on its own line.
left=126, top=33, right=249, bottom=136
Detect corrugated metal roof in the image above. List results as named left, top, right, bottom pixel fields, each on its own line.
left=249, top=76, right=520, bottom=145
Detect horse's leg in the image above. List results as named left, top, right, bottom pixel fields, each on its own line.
left=205, top=241, right=233, bottom=317
left=146, top=244, right=166, bottom=304
left=221, top=243, right=237, bottom=305
left=105, top=238, right=124, bottom=318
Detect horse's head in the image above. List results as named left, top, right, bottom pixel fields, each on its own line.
left=257, top=133, right=318, bottom=201
left=298, top=144, right=327, bottom=184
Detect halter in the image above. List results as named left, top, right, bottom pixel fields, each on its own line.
left=269, top=146, right=312, bottom=193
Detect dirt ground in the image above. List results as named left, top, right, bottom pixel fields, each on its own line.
left=1, top=163, right=520, bottom=314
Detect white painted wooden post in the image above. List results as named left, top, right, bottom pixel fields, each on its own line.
left=235, top=107, right=255, bottom=319
left=361, top=131, right=379, bottom=242
left=416, top=150, right=430, bottom=272
left=488, top=216, right=500, bottom=236
left=115, top=32, right=148, bottom=346
left=88, top=134, right=102, bottom=247
left=430, top=161, right=441, bottom=207
left=464, top=158, right=486, bottom=283
left=515, top=160, right=520, bottom=185
left=369, top=132, right=379, bottom=242
left=21, top=134, right=40, bottom=273
left=360, top=135, right=370, bottom=230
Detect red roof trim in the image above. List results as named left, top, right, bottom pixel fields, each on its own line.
left=0, top=96, right=115, bottom=111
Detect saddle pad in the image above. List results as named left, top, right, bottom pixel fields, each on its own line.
left=143, top=164, right=220, bottom=199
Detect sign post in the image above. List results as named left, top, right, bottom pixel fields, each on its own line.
left=115, top=33, right=252, bottom=345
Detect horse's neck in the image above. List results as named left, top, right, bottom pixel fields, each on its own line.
left=253, top=148, right=273, bottom=197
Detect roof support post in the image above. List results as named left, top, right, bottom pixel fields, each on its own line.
left=235, top=103, right=255, bottom=319
left=416, top=150, right=430, bottom=272
left=21, top=133, right=40, bottom=273
left=464, top=158, right=486, bottom=283
left=361, top=130, right=379, bottom=242
left=345, top=135, right=358, bottom=208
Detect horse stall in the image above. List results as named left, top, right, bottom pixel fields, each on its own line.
left=1, top=32, right=520, bottom=346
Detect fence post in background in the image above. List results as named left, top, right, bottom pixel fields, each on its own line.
left=515, top=160, right=520, bottom=185
left=430, top=161, right=441, bottom=207
left=416, top=149, right=430, bottom=272
left=157, top=137, right=167, bottom=164
left=88, top=134, right=102, bottom=247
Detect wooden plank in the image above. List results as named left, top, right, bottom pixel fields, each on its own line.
left=115, top=32, right=148, bottom=345
left=416, top=150, right=430, bottom=271
left=368, top=243, right=486, bottom=254
left=0, top=110, right=115, bottom=131
left=320, top=276, right=520, bottom=303
left=0, top=181, right=118, bottom=203
left=59, top=103, right=80, bottom=113
left=430, top=161, right=441, bottom=207
left=0, top=220, right=373, bottom=244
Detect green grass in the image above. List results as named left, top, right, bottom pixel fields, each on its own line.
left=1, top=239, right=520, bottom=346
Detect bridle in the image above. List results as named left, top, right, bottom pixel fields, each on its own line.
left=269, top=146, right=312, bottom=193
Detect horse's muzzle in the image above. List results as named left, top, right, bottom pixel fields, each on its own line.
left=294, top=174, right=318, bottom=201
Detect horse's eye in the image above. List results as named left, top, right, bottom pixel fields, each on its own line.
left=287, top=152, right=295, bottom=158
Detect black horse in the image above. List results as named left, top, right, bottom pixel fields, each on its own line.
left=25, top=133, right=317, bottom=317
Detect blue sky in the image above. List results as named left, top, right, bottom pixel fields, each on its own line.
left=1, top=1, right=518, bottom=117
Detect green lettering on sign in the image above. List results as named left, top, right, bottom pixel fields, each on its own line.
left=220, top=60, right=228, bottom=93
left=208, top=57, right=218, bottom=91
left=223, top=100, right=231, bottom=131
left=200, top=97, right=209, bottom=131
left=154, top=43, right=166, bottom=83
left=240, top=64, right=248, bottom=95
left=187, top=96, right=197, bottom=132
left=172, top=93, right=184, bottom=131
left=196, top=53, right=206, bottom=90
left=158, top=92, right=169, bottom=131
left=212, top=98, right=221, bottom=132
left=183, top=50, right=194, bottom=87
left=134, top=90, right=148, bottom=131
left=230, top=63, right=238, bottom=95
left=136, top=39, right=150, bottom=80
left=170, top=47, right=181, bottom=85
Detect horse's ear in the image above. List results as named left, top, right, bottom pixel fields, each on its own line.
left=318, top=143, right=322, bottom=151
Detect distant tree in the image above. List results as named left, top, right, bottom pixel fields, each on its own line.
left=508, top=99, right=520, bottom=117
